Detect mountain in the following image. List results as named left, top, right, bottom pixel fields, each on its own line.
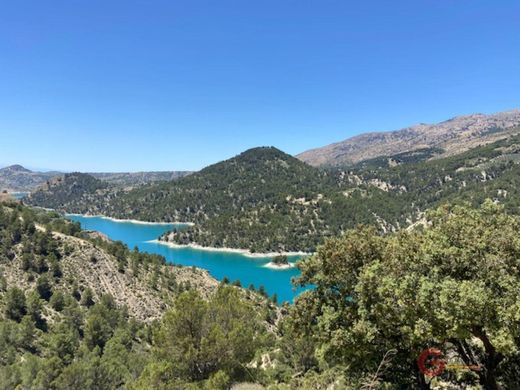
left=0, top=165, right=192, bottom=192
left=28, top=147, right=339, bottom=252
left=0, top=165, right=60, bottom=192
left=26, top=134, right=520, bottom=253
left=297, top=109, right=520, bottom=167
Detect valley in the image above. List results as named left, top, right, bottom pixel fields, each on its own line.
left=4, top=109, right=520, bottom=389
left=3, top=2, right=519, bottom=387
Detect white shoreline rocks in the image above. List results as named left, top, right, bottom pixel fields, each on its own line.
left=149, top=239, right=310, bottom=259
left=66, top=213, right=194, bottom=226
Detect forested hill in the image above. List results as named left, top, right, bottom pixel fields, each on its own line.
left=27, top=172, right=119, bottom=215
left=109, top=146, right=337, bottom=223
left=27, top=137, right=520, bottom=252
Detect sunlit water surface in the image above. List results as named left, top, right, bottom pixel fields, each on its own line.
left=67, top=215, right=307, bottom=302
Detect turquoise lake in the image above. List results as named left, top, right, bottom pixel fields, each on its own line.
left=66, top=215, right=307, bottom=303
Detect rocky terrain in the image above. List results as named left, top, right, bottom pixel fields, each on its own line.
left=297, top=109, right=520, bottom=166
left=3, top=231, right=217, bottom=322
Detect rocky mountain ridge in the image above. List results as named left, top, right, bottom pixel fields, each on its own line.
left=297, top=109, right=520, bottom=166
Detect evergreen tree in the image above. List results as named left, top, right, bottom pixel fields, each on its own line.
left=5, top=287, right=26, bottom=322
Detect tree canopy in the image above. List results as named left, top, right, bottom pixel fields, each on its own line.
left=287, top=200, right=520, bottom=388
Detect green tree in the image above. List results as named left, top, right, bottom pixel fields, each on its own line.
left=36, top=274, right=53, bottom=300
left=145, top=286, right=266, bottom=386
left=84, top=295, right=125, bottom=351
left=81, top=288, right=95, bottom=308
left=50, top=291, right=66, bottom=312
left=16, top=316, right=37, bottom=351
left=5, top=287, right=27, bottom=322
left=26, top=291, right=47, bottom=331
left=48, top=322, right=80, bottom=365
left=292, top=201, right=520, bottom=389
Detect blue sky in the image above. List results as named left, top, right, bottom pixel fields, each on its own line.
left=1, top=0, right=519, bottom=172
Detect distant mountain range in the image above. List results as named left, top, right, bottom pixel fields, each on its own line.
left=297, top=109, right=520, bottom=166
left=0, top=165, right=192, bottom=192
left=0, top=165, right=61, bottom=192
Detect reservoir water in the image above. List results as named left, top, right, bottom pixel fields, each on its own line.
left=66, top=215, right=306, bottom=303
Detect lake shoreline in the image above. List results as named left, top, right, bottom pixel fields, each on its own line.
left=66, top=213, right=195, bottom=226
left=66, top=213, right=311, bottom=259
left=149, top=239, right=311, bottom=259
left=66, top=213, right=306, bottom=302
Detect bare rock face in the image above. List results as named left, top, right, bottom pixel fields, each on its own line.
left=297, top=109, right=520, bottom=167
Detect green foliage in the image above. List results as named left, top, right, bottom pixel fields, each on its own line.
left=4, top=288, right=26, bottom=322
left=81, top=288, right=95, bottom=308
left=272, top=255, right=289, bottom=265
left=50, top=291, right=65, bottom=312
left=36, top=274, right=53, bottom=300
left=141, top=286, right=268, bottom=387
left=288, top=201, right=520, bottom=388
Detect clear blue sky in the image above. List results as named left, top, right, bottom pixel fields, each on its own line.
left=1, top=0, right=519, bottom=172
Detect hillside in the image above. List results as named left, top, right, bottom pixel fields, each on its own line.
left=26, top=136, right=520, bottom=253
left=28, top=147, right=342, bottom=252
left=0, top=201, right=278, bottom=389
left=297, top=109, right=520, bottom=166
left=0, top=201, right=218, bottom=321
left=0, top=165, right=191, bottom=192
left=27, top=172, right=121, bottom=215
